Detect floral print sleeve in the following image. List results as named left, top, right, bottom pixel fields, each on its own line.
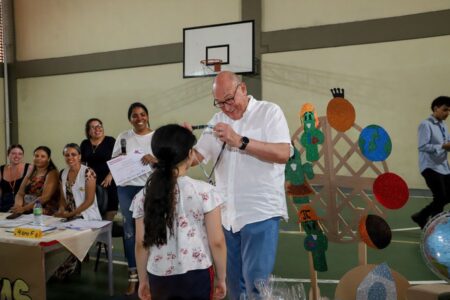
left=140, top=177, right=223, bottom=276
left=84, top=167, right=97, bottom=184
left=198, top=182, right=223, bottom=214
left=131, top=188, right=145, bottom=219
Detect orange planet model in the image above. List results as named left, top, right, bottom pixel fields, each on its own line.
left=359, top=214, right=392, bottom=249
left=326, top=88, right=356, bottom=132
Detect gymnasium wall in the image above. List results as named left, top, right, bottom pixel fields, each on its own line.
left=13, top=0, right=239, bottom=171
left=0, top=81, right=5, bottom=161
left=11, top=0, right=450, bottom=187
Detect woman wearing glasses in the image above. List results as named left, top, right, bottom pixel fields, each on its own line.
left=80, top=118, right=118, bottom=220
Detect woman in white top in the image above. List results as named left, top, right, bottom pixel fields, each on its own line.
left=56, top=143, right=101, bottom=221
left=53, top=143, right=101, bottom=280
left=133, top=124, right=226, bottom=300
left=112, top=102, right=156, bottom=295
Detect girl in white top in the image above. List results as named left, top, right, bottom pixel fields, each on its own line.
left=133, top=124, right=226, bottom=300
left=56, top=143, right=101, bottom=221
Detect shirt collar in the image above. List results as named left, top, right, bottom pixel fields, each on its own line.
left=242, top=95, right=256, bottom=118
left=429, top=115, right=442, bottom=124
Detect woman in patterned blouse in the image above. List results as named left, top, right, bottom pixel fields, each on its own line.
left=12, top=146, right=59, bottom=215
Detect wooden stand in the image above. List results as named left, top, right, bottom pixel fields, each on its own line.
left=358, top=241, right=367, bottom=266
left=290, top=116, right=391, bottom=299
left=291, top=116, right=389, bottom=244
left=291, top=201, right=322, bottom=300
left=308, top=252, right=321, bottom=300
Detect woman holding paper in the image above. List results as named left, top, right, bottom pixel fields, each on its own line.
left=56, top=143, right=101, bottom=221
left=112, top=102, right=155, bottom=295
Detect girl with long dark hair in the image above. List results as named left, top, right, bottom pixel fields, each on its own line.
left=133, top=124, right=226, bottom=300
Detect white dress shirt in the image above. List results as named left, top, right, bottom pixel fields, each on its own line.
left=195, top=96, right=291, bottom=232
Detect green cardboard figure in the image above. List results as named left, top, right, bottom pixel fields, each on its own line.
left=285, top=145, right=315, bottom=204
left=299, top=103, right=324, bottom=162
left=298, top=204, right=328, bottom=272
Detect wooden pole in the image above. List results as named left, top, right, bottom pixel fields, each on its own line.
left=358, top=241, right=367, bottom=265
left=308, top=252, right=320, bottom=300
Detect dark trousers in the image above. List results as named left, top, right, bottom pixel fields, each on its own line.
left=417, top=168, right=450, bottom=221
left=149, top=266, right=214, bottom=300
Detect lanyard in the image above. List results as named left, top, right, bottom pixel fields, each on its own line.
left=439, top=124, right=447, bottom=143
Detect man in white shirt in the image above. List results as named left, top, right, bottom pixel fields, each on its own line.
left=192, top=71, right=291, bottom=299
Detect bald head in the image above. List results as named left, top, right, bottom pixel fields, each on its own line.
left=213, top=71, right=241, bottom=93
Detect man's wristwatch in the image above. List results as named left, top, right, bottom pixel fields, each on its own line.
left=239, top=136, right=249, bottom=150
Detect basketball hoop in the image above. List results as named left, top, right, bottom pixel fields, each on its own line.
left=200, top=59, right=223, bottom=73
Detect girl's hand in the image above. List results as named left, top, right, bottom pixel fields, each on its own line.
left=213, top=279, right=227, bottom=299
left=138, top=282, right=151, bottom=300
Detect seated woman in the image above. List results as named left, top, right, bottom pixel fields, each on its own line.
left=52, top=143, right=102, bottom=280
left=11, top=146, right=59, bottom=215
left=0, top=144, right=31, bottom=212
left=55, top=143, right=101, bottom=220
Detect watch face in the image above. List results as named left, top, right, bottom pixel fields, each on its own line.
left=240, top=136, right=249, bottom=150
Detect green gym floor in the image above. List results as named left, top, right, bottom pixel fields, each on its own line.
left=47, top=193, right=447, bottom=300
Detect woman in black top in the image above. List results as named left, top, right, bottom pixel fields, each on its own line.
left=80, top=118, right=118, bottom=220
left=0, top=144, right=30, bottom=212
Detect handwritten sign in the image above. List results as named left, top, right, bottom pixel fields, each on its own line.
left=13, top=227, right=43, bottom=239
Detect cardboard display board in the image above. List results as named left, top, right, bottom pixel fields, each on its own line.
left=292, top=116, right=389, bottom=243
left=0, top=243, right=45, bottom=299
left=335, top=264, right=410, bottom=300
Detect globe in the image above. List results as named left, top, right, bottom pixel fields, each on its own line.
left=421, top=211, right=450, bottom=282
left=358, top=125, right=392, bottom=162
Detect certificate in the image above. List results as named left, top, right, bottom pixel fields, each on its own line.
left=107, top=150, right=152, bottom=185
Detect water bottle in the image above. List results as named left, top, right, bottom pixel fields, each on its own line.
left=33, top=199, right=44, bottom=226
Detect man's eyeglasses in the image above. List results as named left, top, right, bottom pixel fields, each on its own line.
left=213, top=83, right=241, bottom=108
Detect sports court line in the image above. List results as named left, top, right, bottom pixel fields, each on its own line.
left=391, top=227, right=420, bottom=232
left=270, top=277, right=446, bottom=285
left=97, top=257, right=128, bottom=266
left=280, top=226, right=421, bottom=235
left=390, top=239, right=420, bottom=245
left=279, top=230, right=421, bottom=244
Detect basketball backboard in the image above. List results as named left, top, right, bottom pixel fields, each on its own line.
left=183, top=20, right=255, bottom=78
